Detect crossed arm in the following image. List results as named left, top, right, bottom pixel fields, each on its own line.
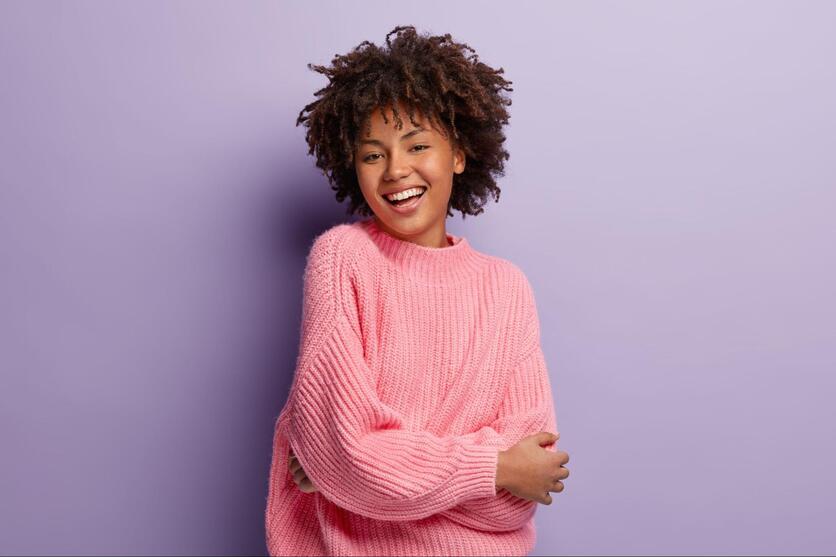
left=286, top=229, right=557, bottom=531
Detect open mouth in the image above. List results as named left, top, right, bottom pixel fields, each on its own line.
left=385, top=187, right=427, bottom=207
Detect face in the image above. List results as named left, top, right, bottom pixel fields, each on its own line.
left=354, top=102, right=465, bottom=248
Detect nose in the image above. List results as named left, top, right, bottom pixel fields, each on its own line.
left=383, top=150, right=412, bottom=182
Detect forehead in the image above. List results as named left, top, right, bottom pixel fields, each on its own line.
left=361, top=102, right=436, bottom=136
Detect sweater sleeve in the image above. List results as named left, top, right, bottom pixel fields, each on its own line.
left=285, top=228, right=505, bottom=522
left=438, top=274, right=560, bottom=532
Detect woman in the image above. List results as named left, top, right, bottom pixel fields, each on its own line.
left=265, top=25, right=570, bottom=556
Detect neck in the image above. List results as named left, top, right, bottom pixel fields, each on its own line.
left=372, top=216, right=450, bottom=248
left=360, top=217, right=487, bottom=285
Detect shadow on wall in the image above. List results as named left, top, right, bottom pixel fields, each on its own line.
left=237, top=151, right=362, bottom=555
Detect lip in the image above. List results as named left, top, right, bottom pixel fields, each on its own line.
left=383, top=187, right=427, bottom=215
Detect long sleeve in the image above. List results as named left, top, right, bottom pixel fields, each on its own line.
left=285, top=228, right=507, bottom=522
left=438, top=275, right=559, bottom=532
left=265, top=219, right=553, bottom=556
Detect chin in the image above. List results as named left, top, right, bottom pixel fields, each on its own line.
left=375, top=212, right=426, bottom=234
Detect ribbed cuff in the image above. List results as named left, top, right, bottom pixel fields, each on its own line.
left=453, top=442, right=500, bottom=500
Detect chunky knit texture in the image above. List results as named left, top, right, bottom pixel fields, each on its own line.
left=265, top=217, right=559, bottom=556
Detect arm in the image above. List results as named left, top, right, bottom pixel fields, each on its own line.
left=439, top=274, right=560, bottom=532
left=438, top=346, right=558, bottom=531
left=286, top=228, right=506, bottom=522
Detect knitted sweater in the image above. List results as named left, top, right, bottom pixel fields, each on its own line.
left=265, top=217, right=559, bottom=557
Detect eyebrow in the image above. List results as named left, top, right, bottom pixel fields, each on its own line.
left=359, top=126, right=427, bottom=146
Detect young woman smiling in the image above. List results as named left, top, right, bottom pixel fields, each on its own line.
left=265, top=25, right=570, bottom=557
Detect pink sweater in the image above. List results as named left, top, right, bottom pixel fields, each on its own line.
left=265, top=217, right=559, bottom=556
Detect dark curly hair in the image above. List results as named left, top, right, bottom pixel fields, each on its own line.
left=295, top=25, right=514, bottom=218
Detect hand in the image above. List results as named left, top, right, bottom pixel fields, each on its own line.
left=496, top=431, right=569, bottom=505
left=288, top=448, right=319, bottom=494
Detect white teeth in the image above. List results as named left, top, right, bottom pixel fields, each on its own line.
left=385, top=187, right=426, bottom=202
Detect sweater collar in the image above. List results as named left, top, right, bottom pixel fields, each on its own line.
left=358, top=217, right=488, bottom=285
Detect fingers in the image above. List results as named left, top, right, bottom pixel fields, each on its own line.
left=291, top=465, right=319, bottom=493
left=546, top=468, right=568, bottom=497
left=552, top=449, right=569, bottom=465
left=550, top=463, right=569, bottom=493
left=289, top=454, right=319, bottom=494
left=535, top=479, right=565, bottom=506
left=536, top=431, right=560, bottom=446
left=298, top=477, right=317, bottom=493
left=289, top=454, right=305, bottom=483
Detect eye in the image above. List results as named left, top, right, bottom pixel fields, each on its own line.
left=362, top=145, right=427, bottom=163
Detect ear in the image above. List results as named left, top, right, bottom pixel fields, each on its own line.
left=453, top=145, right=466, bottom=174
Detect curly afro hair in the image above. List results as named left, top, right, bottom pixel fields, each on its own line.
left=295, top=25, right=514, bottom=219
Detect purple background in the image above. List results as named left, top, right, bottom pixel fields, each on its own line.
left=2, top=1, right=835, bottom=555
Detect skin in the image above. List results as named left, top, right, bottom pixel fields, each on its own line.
left=354, top=101, right=465, bottom=248
left=289, top=435, right=570, bottom=504
left=495, top=432, right=570, bottom=505
left=288, top=101, right=571, bottom=504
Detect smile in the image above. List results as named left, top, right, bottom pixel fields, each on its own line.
left=384, top=187, right=426, bottom=214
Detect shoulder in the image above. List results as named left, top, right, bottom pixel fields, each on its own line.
left=306, top=222, right=356, bottom=263
left=303, top=221, right=370, bottom=280
left=294, top=224, right=364, bottom=372
left=307, top=220, right=373, bottom=262
left=483, top=254, right=541, bottom=358
left=301, top=222, right=369, bottom=324
left=481, top=253, right=537, bottom=304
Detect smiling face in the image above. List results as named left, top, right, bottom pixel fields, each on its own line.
left=354, top=102, right=465, bottom=248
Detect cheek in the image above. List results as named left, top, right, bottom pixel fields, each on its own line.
left=362, top=186, right=382, bottom=206
left=417, top=156, right=452, bottom=183
left=355, top=170, right=378, bottom=198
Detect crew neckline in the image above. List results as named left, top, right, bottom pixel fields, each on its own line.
left=357, top=218, right=489, bottom=285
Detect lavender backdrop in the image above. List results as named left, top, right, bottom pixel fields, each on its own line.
left=1, top=1, right=834, bottom=555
